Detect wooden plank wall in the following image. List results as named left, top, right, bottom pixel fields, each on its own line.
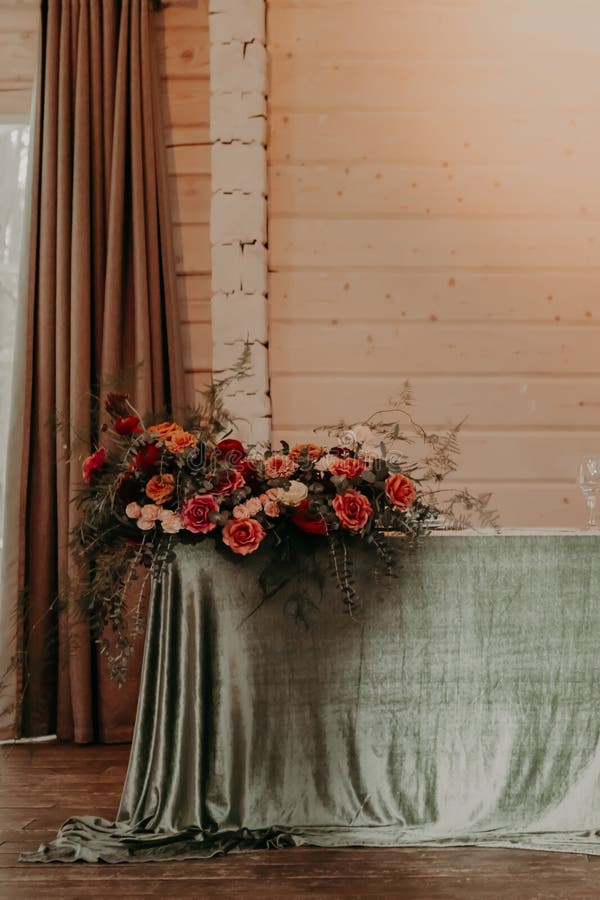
left=0, top=0, right=212, bottom=405
left=267, top=0, right=600, bottom=527
left=156, top=0, right=212, bottom=403
left=0, top=2, right=37, bottom=120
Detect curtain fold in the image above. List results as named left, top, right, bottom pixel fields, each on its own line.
left=0, top=0, right=185, bottom=743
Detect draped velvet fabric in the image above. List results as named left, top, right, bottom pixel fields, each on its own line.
left=25, top=535, right=600, bottom=862
left=0, top=0, right=185, bottom=744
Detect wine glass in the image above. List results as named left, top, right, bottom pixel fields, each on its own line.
left=577, top=456, right=600, bottom=530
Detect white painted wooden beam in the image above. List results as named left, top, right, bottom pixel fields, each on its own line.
left=209, top=0, right=270, bottom=444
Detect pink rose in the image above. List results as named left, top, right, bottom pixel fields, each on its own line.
left=125, top=501, right=142, bottom=519
left=181, top=494, right=219, bottom=534
left=262, top=499, right=280, bottom=518
left=385, top=474, right=417, bottom=511
left=332, top=489, right=372, bottom=532
left=140, top=504, right=161, bottom=521
left=222, top=518, right=266, bottom=556
left=246, top=496, right=263, bottom=516
left=233, top=497, right=262, bottom=519
left=329, top=457, right=365, bottom=479
left=137, top=504, right=161, bottom=531
left=233, top=502, right=250, bottom=519
left=260, top=488, right=281, bottom=518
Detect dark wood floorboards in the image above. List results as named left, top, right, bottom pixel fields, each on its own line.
left=1, top=742, right=599, bottom=899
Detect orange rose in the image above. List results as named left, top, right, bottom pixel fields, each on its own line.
left=148, top=421, right=182, bottom=439
left=145, top=473, right=175, bottom=505
left=329, top=457, right=365, bottom=479
left=264, top=454, right=297, bottom=479
left=290, top=443, right=324, bottom=462
left=385, top=473, right=416, bottom=511
left=222, top=517, right=266, bottom=556
left=332, top=489, right=372, bottom=532
left=165, top=429, right=197, bottom=454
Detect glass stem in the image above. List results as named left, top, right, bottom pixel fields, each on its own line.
left=588, top=495, right=597, bottom=528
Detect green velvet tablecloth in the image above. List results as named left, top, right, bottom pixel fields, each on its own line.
left=25, top=535, right=600, bottom=862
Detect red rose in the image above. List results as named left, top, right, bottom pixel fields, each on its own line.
left=215, top=439, right=246, bottom=466
left=82, top=448, right=106, bottom=483
left=329, top=457, right=365, bottom=479
left=332, top=489, right=372, bottom=532
left=114, top=415, right=142, bottom=436
left=291, top=500, right=328, bottom=535
left=239, top=457, right=260, bottom=485
left=385, top=473, right=416, bottom=511
left=212, top=468, right=246, bottom=495
left=181, top=494, right=219, bottom=534
left=222, top=517, right=266, bottom=556
left=133, top=443, right=160, bottom=473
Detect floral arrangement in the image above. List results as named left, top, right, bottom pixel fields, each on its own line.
left=75, top=365, right=496, bottom=679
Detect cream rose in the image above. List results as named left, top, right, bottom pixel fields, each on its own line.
left=314, top=453, right=338, bottom=473
left=277, top=480, right=309, bottom=507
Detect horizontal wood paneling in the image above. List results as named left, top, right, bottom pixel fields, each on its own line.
left=177, top=273, right=211, bottom=304
left=173, top=224, right=211, bottom=275
left=270, top=218, right=600, bottom=270
left=158, top=29, right=209, bottom=79
left=160, top=78, right=210, bottom=128
left=270, top=375, right=600, bottom=430
left=180, top=322, right=212, bottom=371
left=156, top=2, right=212, bottom=402
left=270, top=323, right=600, bottom=376
left=165, top=127, right=210, bottom=175
left=268, top=0, right=600, bottom=525
left=154, top=2, right=209, bottom=31
left=269, top=3, right=600, bottom=58
left=271, top=58, right=600, bottom=112
left=169, top=174, right=210, bottom=224
left=185, top=372, right=213, bottom=404
left=270, top=111, right=595, bottom=165
left=0, top=86, right=31, bottom=119
left=270, top=163, right=600, bottom=220
left=270, top=272, right=600, bottom=323
left=0, top=31, right=36, bottom=81
left=0, top=6, right=36, bottom=118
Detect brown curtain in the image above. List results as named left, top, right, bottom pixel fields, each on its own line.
left=0, top=0, right=185, bottom=743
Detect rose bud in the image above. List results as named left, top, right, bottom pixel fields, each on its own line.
left=114, top=415, right=142, bottom=436
left=105, top=391, right=130, bottom=418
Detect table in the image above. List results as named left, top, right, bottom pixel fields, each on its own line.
left=25, top=534, right=600, bottom=862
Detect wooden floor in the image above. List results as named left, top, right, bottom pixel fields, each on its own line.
left=1, top=743, right=600, bottom=899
